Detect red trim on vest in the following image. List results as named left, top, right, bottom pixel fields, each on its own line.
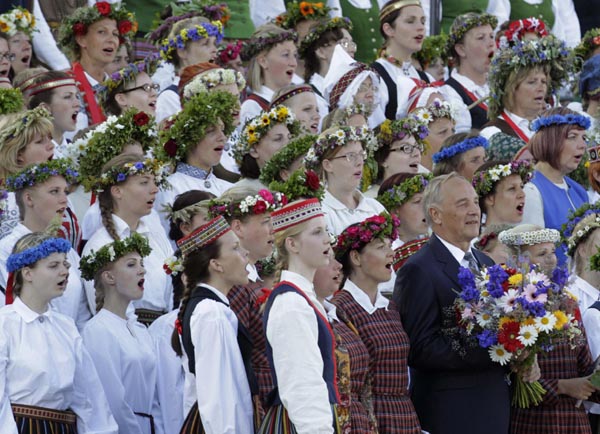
left=5, top=272, right=14, bottom=304
left=500, top=111, right=530, bottom=143
left=246, top=93, right=269, bottom=111
left=72, top=62, right=106, bottom=125
left=457, top=82, right=489, bottom=112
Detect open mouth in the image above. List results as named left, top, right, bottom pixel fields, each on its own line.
left=57, top=207, right=66, bottom=215
left=516, top=203, right=524, bottom=214
left=146, top=199, right=155, bottom=207
left=488, top=51, right=495, bottom=59
left=58, top=278, right=68, bottom=289
left=0, top=68, right=8, bottom=76
left=323, top=247, right=331, bottom=256
left=20, top=55, right=30, bottom=65
left=137, top=278, right=144, bottom=290
left=71, top=112, right=78, bottom=122
left=310, top=122, right=319, bottom=133
left=408, top=162, right=419, bottom=171
left=415, top=35, right=424, bottom=42
left=103, top=47, right=115, bottom=55
left=286, top=69, right=294, bottom=78
left=385, top=262, right=392, bottom=270
left=214, top=146, right=224, bottom=153
left=148, top=100, right=157, bottom=109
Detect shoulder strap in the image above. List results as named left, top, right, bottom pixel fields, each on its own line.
left=161, top=84, right=179, bottom=96
left=246, top=93, right=270, bottom=111
left=417, top=69, right=431, bottom=84
left=371, top=61, right=397, bottom=120
left=482, top=118, right=520, bottom=138
left=590, top=301, right=600, bottom=312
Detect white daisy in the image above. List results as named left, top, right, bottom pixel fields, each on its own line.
left=476, top=312, right=493, bottom=327
left=489, top=344, right=512, bottom=365
left=517, top=325, right=538, bottom=347
left=534, top=313, right=557, bottom=332
left=497, top=289, right=519, bottom=313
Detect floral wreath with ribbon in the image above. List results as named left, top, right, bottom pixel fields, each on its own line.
left=500, top=17, right=548, bottom=48
left=269, top=168, right=325, bottom=202
left=377, top=173, right=432, bottom=212
left=304, top=125, right=376, bottom=170
left=92, top=158, right=170, bottom=193
left=432, top=136, right=488, bottom=164
left=334, top=212, right=401, bottom=259
left=233, top=105, right=301, bottom=164
left=207, top=189, right=288, bottom=219
left=0, top=106, right=52, bottom=144
left=159, top=21, right=224, bottom=61
left=377, top=116, right=430, bottom=150
left=58, top=2, right=137, bottom=59
left=80, top=233, right=151, bottom=280
left=562, top=203, right=600, bottom=257
left=241, top=29, right=298, bottom=61
left=472, top=160, right=533, bottom=198
left=182, top=68, right=246, bottom=101
left=298, top=16, right=353, bottom=56
left=259, top=134, right=316, bottom=185
left=531, top=113, right=591, bottom=132
left=6, top=159, right=79, bottom=192
left=0, top=88, right=24, bottom=116
left=275, top=1, right=331, bottom=30
left=0, top=7, right=35, bottom=37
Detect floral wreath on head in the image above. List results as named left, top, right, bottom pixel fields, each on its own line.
left=7, top=237, right=72, bottom=273
left=208, top=189, right=287, bottom=220
left=79, top=233, right=151, bottom=281
left=58, top=2, right=137, bottom=59
left=531, top=113, right=591, bottom=132
left=269, top=168, right=325, bottom=202
left=432, top=136, right=488, bottom=164
left=413, top=33, right=448, bottom=68
left=574, top=28, right=600, bottom=61
left=0, top=7, right=35, bottom=37
left=92, top=157, right=170, bottom=193
left=0, top=88, right=24, bottom=116
left=275, top=1, right=331, bottom=30
left=561, top=203, right=600, bottom=257
left=182, top=68, right=246, bottom=101
left=412, top=98, right=457, bottom=124
left=217, top=40, right=243, bottom=65
left=298, top=16, right=353, bottom=56
left=6, top=159, right=79, bottom=192
left=304, top=125, right=377, bottom=170
left=159, top=21, right=224, bottom=61
left=377, top=173, right=433, bottom=212
left=65, top=109, right=158, bottom=191
left=0, top=106, right=52, bottom=144
left=259, top=134, right=316, bottom=185
left=472, top=160, right=533, bottom=198
left=499, top=17, right=548, bottom=49
left=233, top=105, right=301, bottom=164
left=447, top=13, right=498, bottom=56
left=377, top=116, right=430, bottom=149
left=256, top=252, right=277, bottom=278
left=158, top=90, right=238, bottom=163
left=499, top=228, right=560, bottom=247
left=334, top=212, right=401, bottom=259
left=488, top=36, right=572, bottom=119
left=241, top=29, right=298, bottom=61
left=98, top=58, right=159, bottom=100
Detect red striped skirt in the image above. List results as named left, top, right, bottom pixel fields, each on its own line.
left=257, top=404, right=342, bottom=434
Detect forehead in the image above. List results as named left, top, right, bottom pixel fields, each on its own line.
left=441, top=177, right=476, bottom=201
left=89, top=18, right=118, bottom=31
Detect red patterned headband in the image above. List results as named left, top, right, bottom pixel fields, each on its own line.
left=271, top=197, right=323, bottom=233
left=270, top=85, right=314, bottom=108
left=328, top=62, right=369, bottom=109
left=20, top=73, right=77, bottom=98
left=177, top=215, right=231, bottom=256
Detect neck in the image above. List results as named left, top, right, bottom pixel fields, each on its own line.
left=327, top=179, right=358, bottom=209
left=287, top=255, right=317, bottom=284
left=318, top=61, right=329, bottom=78
left=386, top=44, right=413, bottom=64
left=79, top=55, right=106, bottom=83
left=114, top=209, right=141, bottom=232
left=348, top=274, right=378, bottom=304
left=52, top=127, right=64, bottom=145
left=261, top=78, right=278, bottom=93
left=536, top=161, right=565, bottom=183
left=185, top=156, right=212, bottom=172
left=510, top=106, right=538, bottom=121
left=204, top=276, right=233, bottom=297
left=22, top=213, right=49, bottom=233
left=102, top=290, right=130, bottom=320
left=19, top=289, right=51, bottom=314
left=398, top=227, right=419, bottom=243
left=580, top=267, right=600, bottom=290
left=457, top=63, right=486, bottom=87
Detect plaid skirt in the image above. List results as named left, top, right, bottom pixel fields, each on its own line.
left=257, top=404, right=342, bottom=434
left=12, top=404, right=77, bottom=434
left=180, top=398, right=263, bottom=434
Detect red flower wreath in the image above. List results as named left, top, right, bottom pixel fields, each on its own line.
left=118, top=20, right=132, bottom=35
left=164, top=139, right=177, bottom=157
left=133, top=112, right=150, bottom=126
left=95, top=1, right=111, bottom=16
left=73, top=22, right=86, bottom=36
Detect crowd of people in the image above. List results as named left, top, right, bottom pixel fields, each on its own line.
left=2, top=0, right=600, bottom=433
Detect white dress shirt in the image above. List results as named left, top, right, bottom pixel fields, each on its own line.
left=31, top=0, right=70, bottom=70
left=0, top=193, right=19, bottom=241
left=436, top=233, right=478, bottom=268
left=0, top=223, right=91, bottom=329
left=343, top=278, right=390, bottom=313
left=441, top=69, right=490, bottom=133
left=322, top=190, right=386, bottom=236
left=82, top=309, right=163, bottom=434
left=156, top=77, right=181, bottom=124
left=147, top=309, right=184, bottom=434
left=266, top=270, right=333, bottom=434
left=480, top=110, right=534, bottom=141
left=240, top=86, right=275, bottom=127
left=0, top=297, right=117, bottom=434
left=82, top=214, right=174, bottom=313
left=185, top=284, right=254, bottom=434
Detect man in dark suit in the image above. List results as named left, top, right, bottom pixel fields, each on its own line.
left=393, top=172, right=510, bottom=434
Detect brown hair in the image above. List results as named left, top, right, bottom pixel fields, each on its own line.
left=301, top=24, right=344, bottom=81
left=432, top=132, right=477, bottom=177
left=168, top=190, right=215, bottom=242
left=495, top=65, right=550, bottom=118
left=10, top=232, right=57, bottom=297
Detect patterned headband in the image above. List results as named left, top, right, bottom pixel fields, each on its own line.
left=379, top=0, right=422, bottom=21
left=271, top=85, right=314, bottom=108
left=329, top=62, right=370, bottom=109
left=177, top=215, right=231, bottom=256
left=271, top=198, right=324, bottom=233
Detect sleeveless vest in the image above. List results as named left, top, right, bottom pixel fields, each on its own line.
left=339, top=0, right=381, bottom=63
left=182, top=285, right=258, bottom=395
left=509, top=0, right=555, bottom=30
left=263, top=282, right=340, bottom=407
left=445, top=76, right=488, bottom=129
left=246, top=93, right=270, bottom=111
left=441, top=0, right=488, bottom=34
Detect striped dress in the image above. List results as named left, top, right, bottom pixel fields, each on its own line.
left=332, top=290, right=421, bottom=434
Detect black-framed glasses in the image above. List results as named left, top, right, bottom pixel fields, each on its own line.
left=0, top=52, right=16, bottom=62
left=390, top=143, right=424, bottom=154
left=121, top=83, right=160, bottom=94
left=329, top=150, right=368, bottom=164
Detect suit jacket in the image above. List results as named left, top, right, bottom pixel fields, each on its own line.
left=393, top=234, right=510, bottom=434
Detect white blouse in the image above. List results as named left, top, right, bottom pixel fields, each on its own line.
left=82, top=214, right=174, bottom=313
left=441, top=69, right=490, bottom=133
left=240, top=86, right=275, bottom=127
left=155, top=77, right=181, bottom=124
left=0, top=223, right=91, bottom=330
left=0, top=297, right=117, bottom=434
left=322, top=190, right=386, bottom=236
left=185, top=284, right=254, bottom=434
left=82, top=309, right=163, bottom=434
left=266, top=270, right=333, bottom=434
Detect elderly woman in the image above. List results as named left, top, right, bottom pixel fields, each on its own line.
left=432, top=132, right=487, bottom=181
left=481, top=36, right=571, bottom=161
left=521, top=107, right=590, bottom=264
left=412, top=98, right=456, bottom=171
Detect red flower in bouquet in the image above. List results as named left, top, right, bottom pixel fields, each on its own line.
left=498, top=321, right=524, bottom=353
left=305, top=170, right=320, bottom=190
left=133, top=112, right=149, bottom=126
left=95, top=1, right=111, bottom=16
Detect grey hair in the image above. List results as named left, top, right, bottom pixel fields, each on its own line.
left=422, top=172, right=466, bottom=226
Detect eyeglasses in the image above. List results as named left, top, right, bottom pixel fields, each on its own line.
left=0, top=52, right=16, bottom=62
left=390, top=143, right=424, bottom=154
left=121, top=83, right=160, bottom=94
left=329, top=150, right=368, bottom=164
left=337, top=39, right=357, bottom=51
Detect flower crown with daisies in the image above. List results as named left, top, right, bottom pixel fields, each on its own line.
left=182, top=68, right=246, bottom=101
left=79, top=233, right=151, bottom=281
left=377, top=173, right=433, bottom=211
left=531, top=113, right=591, bottom=132
left=500, top=17, right=548, bottom=48
left=377, top=116, right=430, bottom=149
left=269, top=168, right=325, bottom=202
left=412, top=98, right=456, bottom=123
left=304, top=125, right=376, bottom=170
left=65, top=109, right=158, bottom=191
left=259, top=134, right=316, bottom=185
left=6, top=159, right=79, bottom=192
left=207, top=189, right=288, bottom=219
left=432, top=135, right=488, bottom=164
left=0, top=88, right=24, bottom=116
left=241, top=29, right=298, bottom=61
left=0, top=7, right=35, bottom=37
left=158, top=90, right=238, bottom=163
left=499, top=228, right=560, bottom=247
left=472, top=160, right=533, bottom=198
left=99, top=58, right=159, bottom=98
left=562, top=203, right=600, bottom=257
left=276, top=1, right=331, bottom=30
left=7, top=237, right=72, bottom=273
left=93, top=158, right=169, bottom=193
left=58, top=2, right=137, bottom=59
left=334, top=212, right=401, bottom=259
left=447, top=13, right=498, bottom=56
left=233, top=105, right=301, bottom=164
left=159, top=21, right=224, bottom=61
left=299, top=16, right=353, bottom=56
left=574, top=28, right=600, bottom=61
left=0, top=106, right=52, bottom=144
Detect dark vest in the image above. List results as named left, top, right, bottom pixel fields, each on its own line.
left=182, top=285, right=258, bottom=395
left=263, top=282, right=339, bottom=407
left=482, top=118, right=520, bottom=139
left=246, top=93, right=269, bottom=111
left=445, top=76, right=488, bottom=129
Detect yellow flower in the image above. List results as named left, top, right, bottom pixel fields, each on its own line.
left=0, top=21, right=9, bottom=33
left=261, top=116, right=270, bottom=126
left=522, top=317, right=535, bottom=326
left=499, top=316, right=512, bottom=327
left=585, top=161, right=591, bottom=168
left=180, top=29, right=189, bottom=41
left=553, top=310, right=568, bottom=330
left=508, top=273, right=523, bottom=286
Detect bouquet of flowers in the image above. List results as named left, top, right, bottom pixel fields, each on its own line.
left=453, top=262, right=582, bottom=408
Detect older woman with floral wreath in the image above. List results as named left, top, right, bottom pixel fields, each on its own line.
left=481, top=36, right=572, bottom=162
left=305, top=125, right=385, bottom=235
left=432, top=132, right=487, bottom=181
left=412, top=98, right=456, bottom=170
left=0, top=7, right=35, bottom=78
left=521, top=107, right=590, bottom=265
left=58, top=2, right=137, bottom=128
